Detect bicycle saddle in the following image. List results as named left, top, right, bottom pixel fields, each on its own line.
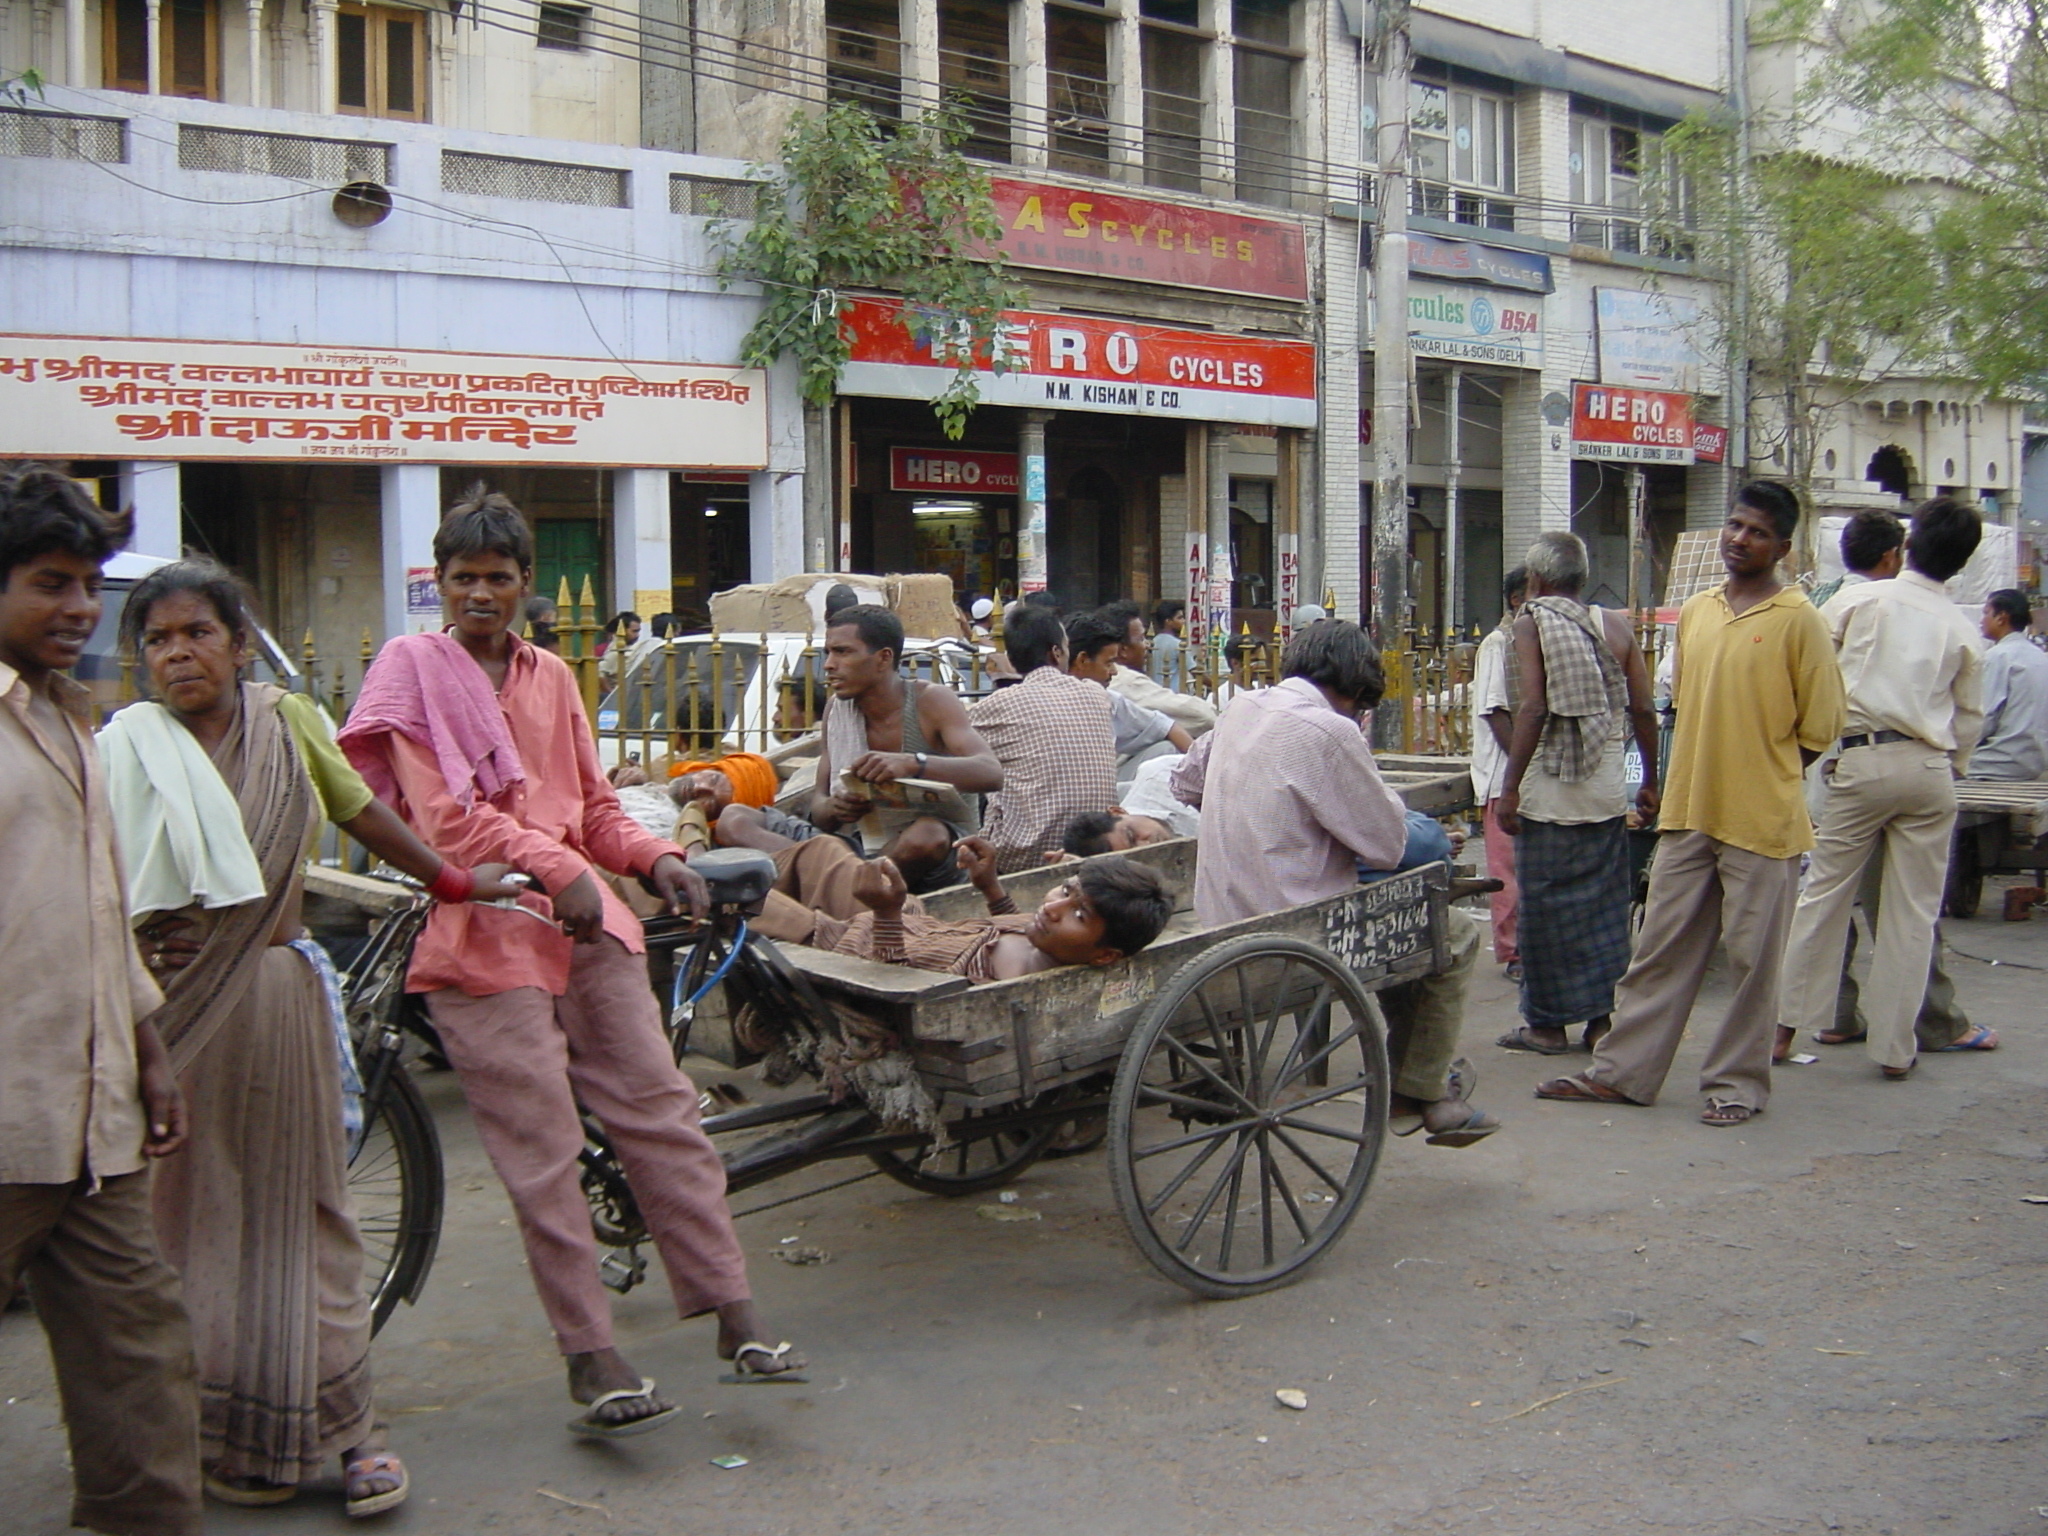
left=690, top=847, right=777, bottom=908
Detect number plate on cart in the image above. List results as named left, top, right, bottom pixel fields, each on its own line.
left=1322, top=868, right=1434, bottom=972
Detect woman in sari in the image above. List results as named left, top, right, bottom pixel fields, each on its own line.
left=100, top=560, right=522, bottom=1517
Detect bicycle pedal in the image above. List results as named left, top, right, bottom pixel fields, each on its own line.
left=598, top=1247, right=647, bottom=1294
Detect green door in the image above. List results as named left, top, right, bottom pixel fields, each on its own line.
left=533, top=519, right=605, bottom=621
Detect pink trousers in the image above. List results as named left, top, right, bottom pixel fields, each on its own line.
left=426, top=937, right=749, bottom=1355
left=1483, top=798, right=1521, bottom=965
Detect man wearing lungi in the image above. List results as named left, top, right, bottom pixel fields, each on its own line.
left=1493, top=532, right=1658, bottom=1056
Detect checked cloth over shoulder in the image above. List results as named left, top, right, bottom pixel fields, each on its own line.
left=1525, top=596, right=1628, bottom=783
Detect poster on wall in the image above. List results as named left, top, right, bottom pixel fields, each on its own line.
left=1593, top=289, right=1704, bottom=394
left=0, top=336, right=769, bottom=468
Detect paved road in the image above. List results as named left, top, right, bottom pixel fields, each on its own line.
left=6, top=880, right=2044, bottom=1534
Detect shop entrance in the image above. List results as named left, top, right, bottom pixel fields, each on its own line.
left=675, top=478, right=753, bottom=627
left=1051, top=466, right=1125, bottom=610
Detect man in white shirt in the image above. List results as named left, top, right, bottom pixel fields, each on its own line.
left=1972, top=589, right=2048, bottom=782
left=1777, top=497, right=1986, bottom=1079
left=1469, top=566, right=1527, bottom=972
left=1102, top=600, right=1219, bottom=736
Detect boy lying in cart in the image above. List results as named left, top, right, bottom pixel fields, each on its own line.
left=734, top=824, right=1173, bottom=981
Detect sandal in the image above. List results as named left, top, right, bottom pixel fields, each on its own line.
left=1814, top=1028, right=1867, bottom=1046
left=1700, top=1099, right=1758, bottom=1127
left=720, top=1341, right=809, bottom=1385
left=1534, top=1073, right=1641, bottom=1106
left=344, top=1452, right=409, bottom=1519
left=1934, top=1024, right=1998, bottom=1052
left=1881, top=1058, right=1917, bottom=1082
left=1424, top=1103, right=1501, bottom=1148
left=1771, top=1025, right=1795, bottom=1064
left=1496, top=1026, right=1569, bottom=1056
left=567, top=1378, right=683, bottom=1439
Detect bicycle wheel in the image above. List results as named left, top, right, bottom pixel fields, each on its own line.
left=869, top=1103, right=1061, bottom=1195
left=350, top=1061, right=445, bottom=1335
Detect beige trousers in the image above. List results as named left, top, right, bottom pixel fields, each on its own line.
left=1585, top=830, right=1800, bottom=1111
left=1777, top=738, right=1958, bottom=1071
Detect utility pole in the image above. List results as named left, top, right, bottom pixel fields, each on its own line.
left=1727, top=0, right=1752, bottom=480
left=1369, top=0, right=1412, bottom=744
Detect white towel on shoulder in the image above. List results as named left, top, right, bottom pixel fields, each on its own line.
left=98, top=701, right=266, bottom=918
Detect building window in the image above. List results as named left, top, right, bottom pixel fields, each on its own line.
left=1232, top=0, right=1301, bottom=208
left=1141, top=0, right=1208, bottom=193
left=1047, top=6, right=1112, bottom=174
left=536, top=3, right=591, bottom=51
left=826, top=0, right=902, bottom=118
left=1409, top=67, right=1515, bottom=229
left=339, top=4, right=427, bottom=120
left=939, top=0, right=1012, bottom=163
left=1570, top=103, right=1690, bottom=256
left=104, top=0, right=219, bottom=98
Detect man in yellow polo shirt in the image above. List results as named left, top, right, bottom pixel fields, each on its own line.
left=1536, top=481, right=1845, bottom=1126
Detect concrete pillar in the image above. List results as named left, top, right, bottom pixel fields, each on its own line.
left=311, top=0, right=339, bottom=115
left=612, top=469, right=673, bottom=626
left=1012, top=0, right=1047, bottom=167
left=121, top=462, right=182, bottom=560
left=903, top=0, right=940, bottom=116
left=1499, top=368, right=1572, bottom=570
left=380, top=463, right=444, bottom=640
left=1205, top=423, right=1232, bottom=641
left=1203, top=7, right=1234, bottom=198
left=245, top=0, right=265, bottom=107
left=144, top=0, right=163, bottom=94
left=65, top=0, right=88, bottom=86
left=1107, top=0, right=1144, bottom=178
left=748, top=469, right=805, bottom=583
left=1019, top=411, right=1051, bottom=595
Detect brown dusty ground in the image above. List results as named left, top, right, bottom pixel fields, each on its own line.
left=5, top=876, right=2044, bottom=1535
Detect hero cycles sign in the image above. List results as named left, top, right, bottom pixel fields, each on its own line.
left=840, top=298, right=1318, bottom=429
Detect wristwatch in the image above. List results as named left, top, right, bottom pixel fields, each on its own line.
left=913, top=751, right=929, bottom=775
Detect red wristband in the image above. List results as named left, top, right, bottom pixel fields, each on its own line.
left=427, top=862, right=476, bottom=903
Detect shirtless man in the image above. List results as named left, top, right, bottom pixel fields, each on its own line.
left=759, top=605, right=1000, bottom=892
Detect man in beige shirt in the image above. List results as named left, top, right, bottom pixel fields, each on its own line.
left=1777, top=497, right=1986, bottom=1079
left=0, top=467, right=202, bottom=1534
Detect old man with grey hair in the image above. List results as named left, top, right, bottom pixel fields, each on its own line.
left=1493, top=531, right=1659, bottom=1055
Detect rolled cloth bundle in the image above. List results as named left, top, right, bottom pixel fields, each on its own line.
left=666, top=750, right=778, bottom=808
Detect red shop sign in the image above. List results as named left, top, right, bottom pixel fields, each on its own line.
left=1692, top=423, right=1728, bottom=464
left=1570, top=383, right=1696, bottom=465
left=841, top=298, right=1318, bottom=429
left=889, top=447, right=1021, bottom=494
left=980, top=178, right=1310, bottom=303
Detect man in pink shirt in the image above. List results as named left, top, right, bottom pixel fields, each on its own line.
left=1173, top=621, right=1498, bottom=1146
left=341, top=491, right=804, bottom=1439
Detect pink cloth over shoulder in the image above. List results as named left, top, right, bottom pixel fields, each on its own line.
left=338, top=631, right=524, bottom=808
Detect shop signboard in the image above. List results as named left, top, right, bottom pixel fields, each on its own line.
left=841, top=299, right=1317, bottom=429
left=1594, top=287, right=1704, bottom=394
left=1400, top=280, right=1544, bottom=368
left=1570, top=383, right=1696, bottom=464
left=984, top=179, right=1309, bottom=302
left=0, top=335, right=768, bottom=468
left=888, top=447, right=1021, bottom=494
left=1692, top=423, right=1728, bottom=464
left=1405, top=231, right=1553, bottom=294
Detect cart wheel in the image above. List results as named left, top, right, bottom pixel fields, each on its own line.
left=1108, top=935, right=1389, bottom=1299
left=1944, top=831, right=1984, bottom=919
left=869, top=1103, right=1061, bottom=1196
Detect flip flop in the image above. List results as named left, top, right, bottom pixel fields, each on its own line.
left=567, top=1378, right=683, bottom=1439
left=204, top=1476, right=297, bottom=1507
left=1534, top=1074, right=1641, bottom=1106
left=720, top=1341, right=810, bottom=1385
left=344, top=1453, right=409, bottom=1519
left=1496, top=1027, right=1569, bottom=1056
left=1700, top=1099, right=1758, bottom=1127
left=1934, top=1024, right=1999, bottom=1052
left=1425, top=1104, right=1501, bottom=1148
left=1814, top=1028, right=1867, bottom=1046
left=1881, top=1058, right=1917, bottom=1082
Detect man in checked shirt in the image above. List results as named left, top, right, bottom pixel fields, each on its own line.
left=1173, top=621, right=1499, bottom=1146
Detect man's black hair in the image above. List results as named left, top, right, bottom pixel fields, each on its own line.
left=605, top=610, right=641, bottom=636
left=1020, top=589, right=1063, bottom=613
left=434, top=484, right=535, bottom=572
left=1839, top=509, right=1904, bottom=575
left=828, top=602, right=903, bottom=662
left=651, top=611, right=679, bottom=638
left=824, top=582, right=860, bottom=622
left=1005, top=605, right=1067, bottom=673
left=120, top=557, right=257, bottom=664
left=1280, top=618, right=1384, bottom=710
left=1734, top=479, right=1802, bottom=542
left=1986, top=588, right=2032, bottom=632
left=1063, top=809, right=1119, bottom=858
left=1503, top=565, right=1528, bottom=606
left=1076, top=857, right=1174, bottom=957
left=1906, top=495, right=1981, bottom=583
left=0, top=463, right=131, bottom=587
left=1064, top=608, right=1125, bottom=663
left=1153, top=598, right=1186, bottom=628
left=1101, top=598, right=1142, bottom=632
